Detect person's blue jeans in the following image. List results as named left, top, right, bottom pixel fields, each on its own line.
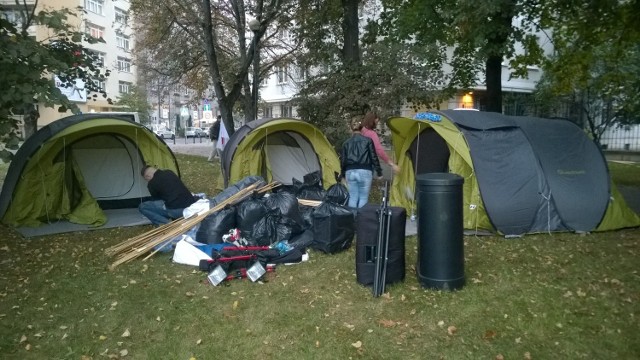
left=138, top=200, right=185, bottom=225
left=346, top=169, right=373, bottom=208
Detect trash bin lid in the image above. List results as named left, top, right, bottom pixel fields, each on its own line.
left=416, top=172, right=464, bottom=186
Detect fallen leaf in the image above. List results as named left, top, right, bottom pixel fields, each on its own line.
left=351, top=340, right=362, bottom=349
left=119, top=349, right=128, bottom=357
left=62, top=333, right=68, bottom=340
left=59, top=325, right=68, bottom=330
left=233, top=300, right=239, bottom=310
left=524, top=351, right=532, bottom=359
left=25, top=344, right=31, bottom=351
left=185, top=292, right=195, bottom=297
left=315, top=340, right=320, bottom=348
left=495, top=355, right=504, bottom=360
left=437, top=320, right=445, bottom=327
left=447, top=326, right=457, bottom=335
left=378, top=319, right=396, bottom=328
left=483, top=330, right=497, bottom=340
left=121, top=329, right=130, bottom=337
left=196, top=339, right=202, bottom=345
left=99, top=335, right=107, bottom=341
left=20, top=335, right=27, bottom=343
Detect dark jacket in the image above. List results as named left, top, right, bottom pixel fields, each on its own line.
left=148, top=169, right=197, bottom=209
left=340, top=133, right=382, bottom=178
left=210, top=120, right=221, bottom=140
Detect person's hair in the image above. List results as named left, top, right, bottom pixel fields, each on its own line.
left=350, top=119, right=362, bottom=132
left=361, top=111, right=379, bottom=130
left=140, top=165, right=151, bottom=177
left=217, top=114, right=222, bottom=120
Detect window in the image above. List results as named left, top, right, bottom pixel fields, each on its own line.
left=91, top=51, right=105, bottom=66
left=114, top=8, right=128, bottom=24
left=276, top=65, right=288, bottom=84
left=93, top=79, right=105, bottom=91
left=263, top=106, right=273, bottom=118
left=117, top=57, right=131, bottom=72
left=280, top=105, right=292, bottom=117
left=85, top=0, right=104, bottom=15
left=2, top=9, right=30, bottom=28
left=119, top=81, right=131, bottom=94
left=86, top=23, right=104, bottom=39
left=116, top=34, right=130, bottom=50
left=297, top=66, right=308, bottom=81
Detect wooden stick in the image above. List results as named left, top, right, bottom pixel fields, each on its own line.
left=108, top=182, right=266, bottom=269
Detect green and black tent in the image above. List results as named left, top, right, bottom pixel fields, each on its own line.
left=221, top=117, right=341, bottom=188
left=0, top=114, right=179, bottom=235
left=388, top=110, right=640, bottom=236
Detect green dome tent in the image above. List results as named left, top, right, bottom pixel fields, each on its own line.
left=221, top=118, right=341, bottom=189
left=388, top=110, right=640, bottom=236
left=0, top=114, right=180, bottom=231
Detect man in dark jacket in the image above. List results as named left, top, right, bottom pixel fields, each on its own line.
left=138, top=165, right=197, bottom=225
left=339, top=120, right=383, bottom=208
left=208, top=116, right=222, bottom=161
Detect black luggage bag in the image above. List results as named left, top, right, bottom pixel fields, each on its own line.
left=355, top=203, right=407, bottom=286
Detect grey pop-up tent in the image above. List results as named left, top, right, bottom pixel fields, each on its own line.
left=389, top=110, right=640, bottom=236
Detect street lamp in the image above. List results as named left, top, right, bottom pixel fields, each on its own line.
left=248, top=18, right=260, bottom=122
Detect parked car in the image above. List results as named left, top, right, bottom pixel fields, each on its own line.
left=155, top=128, right=175, bottom=140
left=200, top=127, right=210, bottom=137
left=185, top=127, right=204, bottom=138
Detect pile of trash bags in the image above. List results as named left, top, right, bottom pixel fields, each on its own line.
left=196, top=173, right=355, bottom=255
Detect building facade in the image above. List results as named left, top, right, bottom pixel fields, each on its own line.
left=1, top=0, right=136, bottom=127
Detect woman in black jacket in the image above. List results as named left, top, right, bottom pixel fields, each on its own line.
left=340, top=120, right=383, bottom=208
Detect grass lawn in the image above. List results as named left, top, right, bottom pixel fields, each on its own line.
left=0, top=154, right=638, bottom=359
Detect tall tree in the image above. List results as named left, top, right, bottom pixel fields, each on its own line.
left=293, top=0, right=447, bottom=147
left=533, top=0, right=640, bottom=142
left=130, top=0, right=300, bottom=135
left=379, top=0, right=549, bottom=113
left=114, top=85, right=152, bottom=124
left=0, top=3, right=110, bottom=161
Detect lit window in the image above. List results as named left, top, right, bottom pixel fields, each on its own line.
left=86, top=23, right=104, bottom=39
left=117, top=57, right=131, bottom=72
left=119, top=81, right=131, bottom=94
left=116, top=35, right=130, bottom=50
left=85, top=0, right=104, bottom=15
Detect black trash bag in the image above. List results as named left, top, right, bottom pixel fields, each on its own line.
left=251, top=210, right=281, bottom=246
left=196, top=207, right=237, bottom=244
left=303, top=171, right=322, bottom=187
left=236, top=198, right=269, bottom=243
left=288, top=228, right=314, bottom=252
left=296, top=171, right=325, bottom=200
left=299, top=205, right=315, bottom=229
left=324, top=183, right=349, bottom=206
left=311, top=202, right=355, bottom=254
left=297, top=184, right=325, bottom=201
left=263, top=191, right=305, bottom=233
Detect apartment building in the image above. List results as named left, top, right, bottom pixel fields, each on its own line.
left=1, top=0, right=136, bottom=127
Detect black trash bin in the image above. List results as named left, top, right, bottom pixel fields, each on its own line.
left=416, top=173, right=465, bottom=291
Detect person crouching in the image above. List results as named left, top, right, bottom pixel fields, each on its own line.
left=138, top=165, right=197, bottom=225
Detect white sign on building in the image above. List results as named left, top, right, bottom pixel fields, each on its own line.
left=202, top=110, right=213, bottom=121
left=55, top=76, right=87, bottom=103
left=162, top=108, right=169, bottom=119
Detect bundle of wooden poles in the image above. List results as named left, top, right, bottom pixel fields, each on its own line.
left=106, top=181, right=280, bottom=270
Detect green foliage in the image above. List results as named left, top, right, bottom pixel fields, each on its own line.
left=533, top=0, right=640, bottom=140
left=114, top=85, right=152, bottom=124
left=0, top=5, right=111, bottom=161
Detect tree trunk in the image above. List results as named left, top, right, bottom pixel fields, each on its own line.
left=485, top=55, right=503, bottom=113
left=341, top=0, right=360, bottom=67
left=22, top=103, right=39, bottom=139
